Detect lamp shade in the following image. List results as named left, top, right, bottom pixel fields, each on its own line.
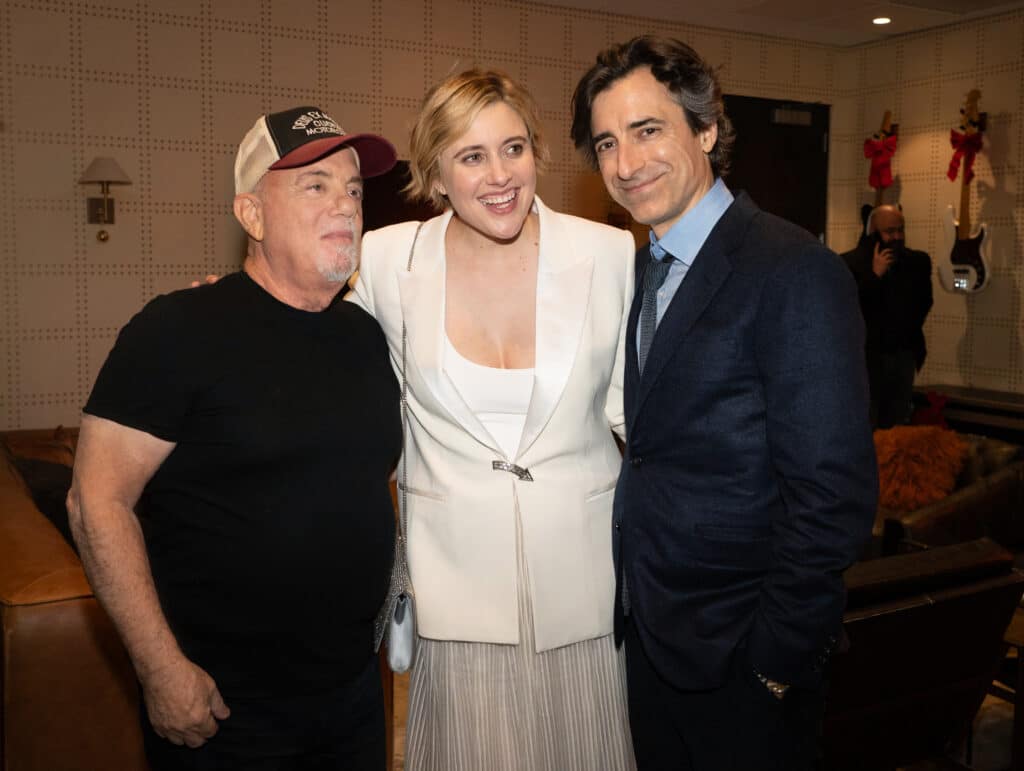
left=79, top=156, right=132, bottom=185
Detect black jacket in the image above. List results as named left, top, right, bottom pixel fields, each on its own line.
left=840, top=238, right=933, bottom=369
left=613, top=193, right=878, bottom=691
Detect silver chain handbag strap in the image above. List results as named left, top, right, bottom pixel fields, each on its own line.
left=398, top=221, right=426, bottom=583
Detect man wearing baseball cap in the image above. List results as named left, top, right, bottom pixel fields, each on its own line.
left=68, top=107, right=401, bottom=770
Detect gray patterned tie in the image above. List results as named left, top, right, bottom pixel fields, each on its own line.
left=638, top=257, right=673, bottom=375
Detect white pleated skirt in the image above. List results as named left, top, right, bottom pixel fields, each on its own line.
left=405, top=494, right=636, bottom=771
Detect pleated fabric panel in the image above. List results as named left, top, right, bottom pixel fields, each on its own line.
left=405, top=492, right=636, bottom=771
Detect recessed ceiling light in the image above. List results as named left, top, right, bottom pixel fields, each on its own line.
left=873, top=16, right=892, bottom=25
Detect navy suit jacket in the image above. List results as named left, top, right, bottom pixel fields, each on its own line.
left=613, top=192, right=878, bottom=691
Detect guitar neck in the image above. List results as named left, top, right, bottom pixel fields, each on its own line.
left=874, top=187, right=884, bottom=209
left=958, top=175, right=972, bottom=239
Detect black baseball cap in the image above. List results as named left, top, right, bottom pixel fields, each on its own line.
left=234, top=105, right=397, bottom=194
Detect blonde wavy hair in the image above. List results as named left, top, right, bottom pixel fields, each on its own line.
left=405, top=68, right=550, bottom=209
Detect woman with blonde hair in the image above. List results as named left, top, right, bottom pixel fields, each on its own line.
left=349, top=68, right=636, bottom=770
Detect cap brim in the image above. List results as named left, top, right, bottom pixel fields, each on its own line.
left=269, top=134, right=398, bottom=178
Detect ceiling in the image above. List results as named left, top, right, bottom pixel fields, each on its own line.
left=552, top=0, right=1024, bottom=46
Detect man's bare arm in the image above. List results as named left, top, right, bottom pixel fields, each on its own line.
left=67, top=415, right=230, bottom=748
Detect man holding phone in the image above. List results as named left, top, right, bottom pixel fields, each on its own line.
left=841, top=204, right=933, bottom=428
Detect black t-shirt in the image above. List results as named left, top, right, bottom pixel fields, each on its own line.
left=84, top=271, right=401, bottom=697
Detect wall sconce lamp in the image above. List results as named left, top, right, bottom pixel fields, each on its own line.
left=79, top=156, right=132, bottom=242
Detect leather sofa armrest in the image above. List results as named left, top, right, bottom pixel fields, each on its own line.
left=1, top=438, right=149, bottom=770
left=0, top=456, right=91, bottom=606
left=884, top=461, right=1024, bottom=553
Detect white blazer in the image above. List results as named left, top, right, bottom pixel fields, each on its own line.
left=348, top=197, right=635, bottom=651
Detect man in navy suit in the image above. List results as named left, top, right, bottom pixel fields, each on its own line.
left=571, top=37, right=878, bottom=770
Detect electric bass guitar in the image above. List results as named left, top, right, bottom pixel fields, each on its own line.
left=939, top=89, right=990, bottom=293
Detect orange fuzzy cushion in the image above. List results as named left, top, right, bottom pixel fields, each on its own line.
left=874, top=425, right=969, bottom=512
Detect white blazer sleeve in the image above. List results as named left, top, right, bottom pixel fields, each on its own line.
left=605, top=229, right=636, bottom=441
left=344, top=231, right=379, bottom=317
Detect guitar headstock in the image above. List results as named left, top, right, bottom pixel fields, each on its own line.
left=959, top=89, right=986, bottom=134
left=872, top=110, right=897, bottom=139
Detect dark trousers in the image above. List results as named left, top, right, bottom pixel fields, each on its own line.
left=142, top=655, right=386, bottom=771
left=868, top=349, right=917, bottom=429
left=624, top=620, right=826, bottom=771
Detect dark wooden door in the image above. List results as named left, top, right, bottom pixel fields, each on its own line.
left=723, top=95, right=829, bottom=242
left=362, top=161, right=440, bottom=232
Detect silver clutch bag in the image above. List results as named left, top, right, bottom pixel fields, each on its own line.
left=374, top=519, right=416, bottom=673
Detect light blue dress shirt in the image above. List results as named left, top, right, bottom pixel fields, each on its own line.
left=637, top=178, right=734, bottom=362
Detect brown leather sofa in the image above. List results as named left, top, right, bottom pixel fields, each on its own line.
left=1, top=428, right=395, bottom=770
left=827, top=537, right=1024, bottom=770
left=1, top=428, right=147, bottom=771
left=878, top=436, right=1024, bottom=556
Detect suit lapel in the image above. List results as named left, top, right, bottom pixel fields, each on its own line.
left=518, top=200, right=593, bottom=459
left=632, top=193, right=756, bottom=418
left=397, top=210, right=497, bottom=451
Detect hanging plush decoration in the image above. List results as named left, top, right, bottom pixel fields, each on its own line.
left=864, top=132, right=898, bottom=190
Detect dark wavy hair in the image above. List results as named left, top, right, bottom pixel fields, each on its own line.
left=571, top=36, right=734, bottom=178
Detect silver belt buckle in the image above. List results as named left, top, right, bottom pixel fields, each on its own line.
left=492, top=460, right=533, bottom=481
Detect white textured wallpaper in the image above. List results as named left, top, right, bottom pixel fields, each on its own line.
left=0, top=0, right=1021, bottom=428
